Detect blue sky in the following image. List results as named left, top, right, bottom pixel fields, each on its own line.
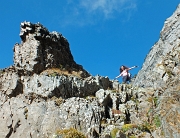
left=0, top=1, right=180, bottom=80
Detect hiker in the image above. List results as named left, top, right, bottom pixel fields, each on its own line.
left=115, top=65, right=137, bottom=83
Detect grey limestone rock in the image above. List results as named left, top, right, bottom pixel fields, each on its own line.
left=14, top=21, right=89, bottom=77
left=134, top=4, right=180, bottom=88
left=133, top=4, right=180, bottom=138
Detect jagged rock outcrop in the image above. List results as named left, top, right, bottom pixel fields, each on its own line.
left=14, top=21, right=89, bottom=77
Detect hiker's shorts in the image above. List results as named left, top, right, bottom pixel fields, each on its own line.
left=122, top=75, right=131, bottom=83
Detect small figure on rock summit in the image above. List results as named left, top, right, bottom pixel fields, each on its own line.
left=115, top=65, right=138, bottom=83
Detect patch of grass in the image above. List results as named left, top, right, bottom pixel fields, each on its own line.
left=153, top=115, right=161, bottom=128
left=110, top=128, right=119, bottom=138
left=121, top=124, right=137, bottom=132
left=153, top=97, right=158, bottom=106
left=138, top=116, right=161, bottom=133
left=100, top=119, right=107, bottom=125
left=55, top=98, right=64, bottom=106
left=130, top=96, right=136, bottom=101
left=51, top=96, right=64, bottom=106
left=41, top=68, right=82, bottom=78
left=55, top=128, right=86, bottom=138
left=138, top=122, right=152, bottom=133
left=165, top=69, right=173, bottom=76
left=131, top=96, right=139, bottom=103
left=147, top=97, right=158, bottom=107
left=50, top=72, right=58, bottom=77
left=131, top=96, right=139, bottom=109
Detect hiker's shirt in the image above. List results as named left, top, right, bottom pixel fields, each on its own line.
left=120, top=69, right=128, bottom=77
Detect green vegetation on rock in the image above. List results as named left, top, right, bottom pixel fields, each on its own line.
left=110, top=128, right=119, bottom=138
left=54, top=128, right=86, bottom=138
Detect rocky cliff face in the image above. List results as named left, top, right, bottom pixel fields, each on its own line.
left=1, top=4, right=180, bottom=138
left=134, top=4, right=180, bottom=88
left=134, top=4, right=180, bottom=138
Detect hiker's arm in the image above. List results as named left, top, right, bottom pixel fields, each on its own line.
left=128, top=66, right=137, bottom=70
left=115, top=73, right=122, bottom=78
left=115, top=69, right=128, bottom=78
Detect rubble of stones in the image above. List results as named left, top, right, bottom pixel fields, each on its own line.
left=1, top=4, right=180, bottom=138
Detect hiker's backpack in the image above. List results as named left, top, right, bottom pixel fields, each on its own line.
left=128, top=73, right=131, bottom=78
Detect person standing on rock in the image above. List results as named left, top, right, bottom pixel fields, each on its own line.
left=115, top=65, right=137, bottom=83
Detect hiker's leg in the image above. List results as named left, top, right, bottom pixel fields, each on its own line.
left=127, top=73, right=131, bottom=82
left=128, top=75, right=131, bottom=82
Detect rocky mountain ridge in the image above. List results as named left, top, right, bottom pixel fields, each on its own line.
left=0, top=4, right=180, bottom=138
